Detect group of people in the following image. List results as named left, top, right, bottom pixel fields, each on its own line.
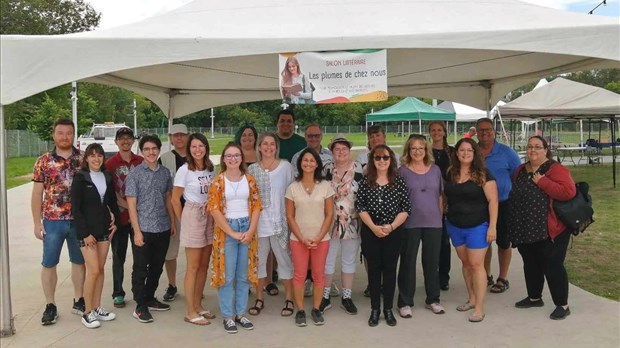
left=32, top=111, right=577, bottom=334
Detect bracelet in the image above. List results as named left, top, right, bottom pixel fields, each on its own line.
left=390, top=224, right=394, bottom=231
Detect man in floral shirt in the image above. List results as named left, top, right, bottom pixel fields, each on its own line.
left=31, top=119, right=85, bottom=325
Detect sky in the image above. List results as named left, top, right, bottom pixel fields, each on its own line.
left=88, top=0, right=619, bottom=29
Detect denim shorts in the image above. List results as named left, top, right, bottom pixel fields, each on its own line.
left=446, top=221, right=490, bottom=249
left=78, top=234, right=110, bottom=247
left=42, top=220, right=85, bottom=267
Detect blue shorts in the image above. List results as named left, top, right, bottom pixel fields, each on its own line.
left=446, top=221, right=490, bottom=249
left=42, top=220, right=85, bottom=267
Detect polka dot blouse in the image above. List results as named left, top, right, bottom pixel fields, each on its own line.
left=355, top=175, right=411, bottom=225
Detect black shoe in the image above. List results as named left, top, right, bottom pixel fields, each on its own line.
left=72, top=297, right=85, bottom=315
left=223, top=319, right=238, bottom=333
left=550, top=306, right=571, bottom=320
left=363, top=285, right=371, bottom=298
left=384, top=309, right=397, bottom=327
left=295, top=310, right=307, bottom=327
left=147, top=299, right=171, bottom=311
left=341, top=298, right=358, bottom=315
left=515, top=297, right=545, bottom=309
left=368, top=309, right=380, bottom=327
left=235, top=316, right=254, bottom=330
left=319, top=297, right=332, bottom=313
left=440, top=283, right=450, bottom=291
left=163, top=284, right=177, bottom=301
left=133, top=308, right=154, bottom=323
left=41, top=303, right=58, bottom=325
left=487, top=275, right=494, bottom=286
left=310, top=308, right=325, bottom=326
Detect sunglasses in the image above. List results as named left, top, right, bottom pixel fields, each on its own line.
left=373, top=155, right=391, bottom=162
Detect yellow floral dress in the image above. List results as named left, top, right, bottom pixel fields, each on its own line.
left=207, top=173, right=262, bottom=289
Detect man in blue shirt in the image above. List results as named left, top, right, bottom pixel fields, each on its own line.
left=476, top=118, right=521, bottom=294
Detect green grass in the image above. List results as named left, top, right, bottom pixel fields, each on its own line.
left=565, top=164, right=620, bottom=301
left=6, top=157, right=36, bottom=189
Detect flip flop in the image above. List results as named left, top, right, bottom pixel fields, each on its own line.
left=184, top=316, right=210, bottom=326
left=469, top=313, right=485, bottom=323
left=456, top=301, right=475, bottom=312
left=199, top=309, right=216, bottom=319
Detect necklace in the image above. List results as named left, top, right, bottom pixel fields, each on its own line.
left=226, top=174, right=243, bottom=197
left=261, top=158, right=277, bottom=172
left=303, top=181, right=315, bottom=195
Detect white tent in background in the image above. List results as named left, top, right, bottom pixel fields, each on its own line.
left=437, top=101, right=488, bottom=143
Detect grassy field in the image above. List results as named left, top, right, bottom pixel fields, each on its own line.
left=6, top=144, right=618, bottom=301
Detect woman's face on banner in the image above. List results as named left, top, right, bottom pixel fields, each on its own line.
left=287, top=62, right=298, bottom=75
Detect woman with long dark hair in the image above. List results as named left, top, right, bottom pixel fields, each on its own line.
left=444, top=138, right=498, bottom=323
left=71, top=143, right=119, bottom=328
left=508, top=136, right=576, bottom=320
left=356, top=144, right=411, bottom=327
left=207, top=143, right=262, bottom=334
left=285, top=148, right=334, bottom=327
left=171, top=133, right=216, bottom=325
left=235, top=125, right=258, bottom=165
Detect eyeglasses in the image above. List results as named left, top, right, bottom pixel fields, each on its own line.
left=409, top=147, right=426, bottom=152
left=373, top=155, right=391, bottom=162
left=224, top=154, right=242, bottom=160
left=527, top=145, right=545, bottom=150
left=476, top=128, right=494, bottom=134
left=306, top=134, right=321, bottom=139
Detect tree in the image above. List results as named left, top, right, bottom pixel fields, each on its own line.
left=28, top=94, right=70, bottom=141
left=0, top=0, right=100, bottom=35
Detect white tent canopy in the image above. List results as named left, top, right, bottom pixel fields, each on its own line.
left=1, top=0, right=619, bottom=118
left=498, top=77, right=620, bottom=118
left=438, top=101, right=488, bottom=121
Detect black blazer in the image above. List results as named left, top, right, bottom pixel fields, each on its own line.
left=71, top=170, right=120, bottom=240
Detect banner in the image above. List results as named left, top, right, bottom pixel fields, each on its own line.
left=278, top=50, right=387, bottom=104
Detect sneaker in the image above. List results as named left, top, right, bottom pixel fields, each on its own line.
left=341, top=298, right=358, bottom=315
left=113, top=296, right=126, bottom=308
left=235, top=316, right=254, bottom=330
left=363, top=285, right=371, bottom=298
left=304, top=279, right=313, bottom=297
left=310, top=308, right=325, bottom=326
left=550, top=306, right=571, bottom=320
left=425, top=302, right=446, bottom=314
left=41, top=303, right=58, bottom=325
left=223, top=319, right=238, bottom=333
left=399, top=305, right=412, bottom=318
left=163, top=285, right=177, bottom=301
left=319, top=297, right=332, bottom=313
left=329, top=282, right=340, bottom=297
left=81, top=311, right=101, bottom=329
left=72, top=297, right=85, bottom=315
left=94, top=306, right=116, bottom=321
left=295, top=310, right=307, bottom=327
left=133, top=308, right=154, bottom=323
left=147, top=299, right=171, bottom=311
left=515, top=297, right=545, bottom=309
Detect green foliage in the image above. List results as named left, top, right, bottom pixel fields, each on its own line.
left=604, top=81, right=620, bottom=94
left=28, top=94, right=70, bottom=141
left=0, top=0, right=100, bottom=35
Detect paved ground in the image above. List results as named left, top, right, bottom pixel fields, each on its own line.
left=1, top=182, right=618, bottom=348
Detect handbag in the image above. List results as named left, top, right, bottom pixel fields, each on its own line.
left=553, top=182, right=594, bottom=236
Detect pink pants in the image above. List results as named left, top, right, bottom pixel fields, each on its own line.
left=290, top=240, right=329, bottom=288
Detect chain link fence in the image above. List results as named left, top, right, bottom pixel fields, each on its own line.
left=5, top=130, right=53, bottom=158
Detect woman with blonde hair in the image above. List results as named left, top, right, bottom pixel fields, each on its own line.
left=397, top=134, right=445, bottom=318
left=280, top=56, right=314, bottom=104
left=207, top=143, right=262, bottom=334
left=444, top=138, right=498, bottom=323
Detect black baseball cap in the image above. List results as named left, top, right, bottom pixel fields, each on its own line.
left=115, top=127, right=134, bottom=139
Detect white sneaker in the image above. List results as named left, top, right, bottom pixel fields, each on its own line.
left=329, top=282, right=340, bottom=297
left=425, top=302, right=446, bottom=314
left=94, top=306, right=116, bottom=321
left=81, top=311, right=101, bottom=329
left=304, top=279, right=313, bottom=297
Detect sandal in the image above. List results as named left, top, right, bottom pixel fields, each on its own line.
left=184, top=316, right=210, bottom=326
left=490, top=278, right=510, bottom=293
left=248, top=299, right=264, bottom=316
left=468, top=312, right=485, bottom=323
left=456, top=301, right=475, bottom=312
left=199, top=309, right=216, bottom=319
left=281, top=300, right=294, bottom=317
left=264, top=282, right=279, bottom=296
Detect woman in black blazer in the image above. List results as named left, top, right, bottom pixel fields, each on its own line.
left=71, top=143, right=119, bottom=329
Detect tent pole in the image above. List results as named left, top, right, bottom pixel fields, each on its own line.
left=418, top=119, right=421, bottom=134
left=454, top=120, right=457, bottom=144
left=579, top=120, right=584, bottom=146
left=167, top=90, right=177, bottom=151
left=611, top=117, right=616, bottom=188
left=0, top=104, right=16, bottom=337
left=71, top=82, right=78, bottom=141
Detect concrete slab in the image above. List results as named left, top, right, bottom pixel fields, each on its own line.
left=1, top=182, right=618, bottom=348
